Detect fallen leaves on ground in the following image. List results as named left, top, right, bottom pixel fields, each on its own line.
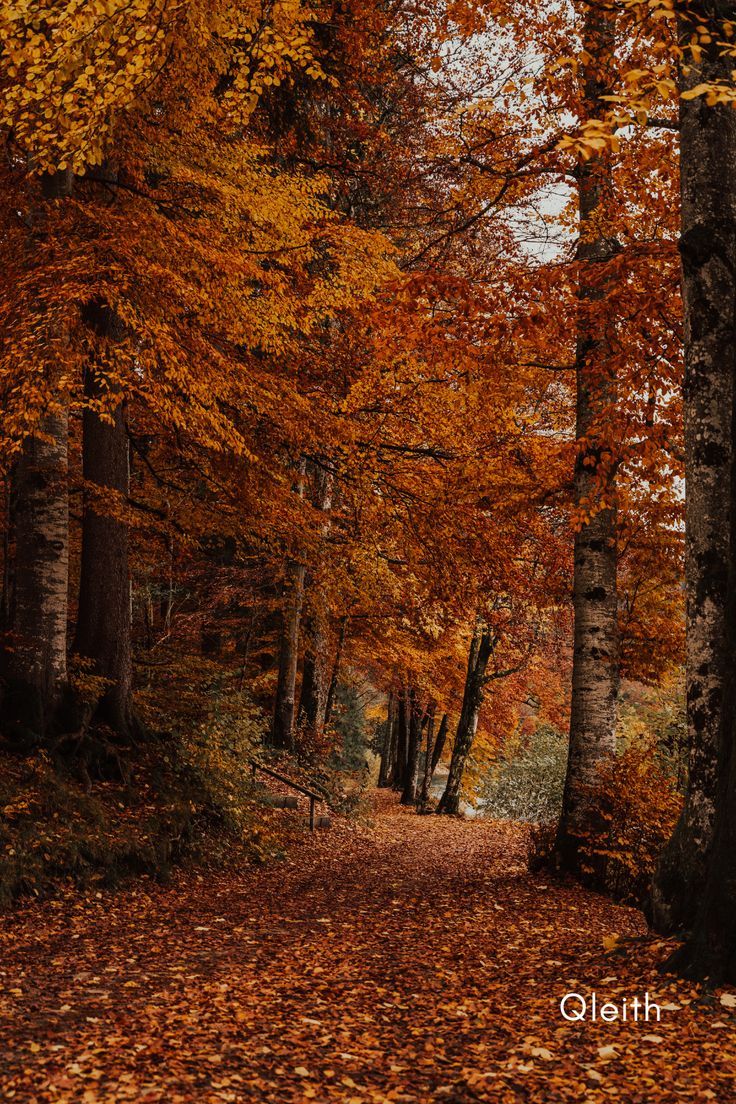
left=1, top=791, right=734, bottom=1102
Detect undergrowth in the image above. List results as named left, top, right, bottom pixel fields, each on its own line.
left=0, top=662, right=285, bottom=908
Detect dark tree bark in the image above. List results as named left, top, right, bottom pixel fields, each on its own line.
left=651, top=3, right=736, bottom=959
left=437, top=626, right=494, bottom=815
left=298, top=466, right=334, bottom=735
left=554, top=3, right=619, bottom=881
left=324, top=613, right=347, bottom=727
left=401, top=687, right=422, bottom=805
left=271, top=460, right=307, bottom=750
left=393, top=687, right=409, bottom=791
left=418, top=703, right=437, bottom=807
left=2, top=170, right=73, bottom=743
left=298, top=645, right=325, bottom=732
left=378, top=690, right=396, bottom=788
left=430, top=713, right=449, bottom=775
left=74, top=312, right=137, bottom=739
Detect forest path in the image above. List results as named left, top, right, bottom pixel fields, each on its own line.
left=1, top=791, right=735, bottom=1103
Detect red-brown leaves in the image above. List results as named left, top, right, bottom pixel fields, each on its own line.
left=1, top=793, right=733, bottom=1102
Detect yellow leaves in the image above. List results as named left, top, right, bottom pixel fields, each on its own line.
left=681, top=81, right=736, bottom=107
left=0, top=0, right=175, bottom=172
left=0, top=0, right=327, bottom=171
left=558, top=122, right=619, bottom=162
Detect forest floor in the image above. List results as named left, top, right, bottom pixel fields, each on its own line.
left=1, top=791, right=735, bottom=1104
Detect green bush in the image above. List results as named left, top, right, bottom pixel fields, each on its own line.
left=479, top=723, right=568, bottom=823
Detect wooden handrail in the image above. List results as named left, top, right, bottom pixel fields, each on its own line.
left=248, top=759, right=326, bottom=830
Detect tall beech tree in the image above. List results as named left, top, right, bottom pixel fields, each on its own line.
left=417, top=703, right=438, bottom=808
left=3, top=168, right=73, bottom=743
left=298, top=465, right=334, bottom=738
left=73, top=303, right=136, bottom=740
left=554, top=3, right=620, bottom=880
left=652, top=2, right=736, bottom=968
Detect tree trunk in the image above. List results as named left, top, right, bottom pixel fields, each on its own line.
left=418, top=704, right=437, bottom=807
left=378, top=690, right=396, bottom=788
left=298, top=644, right=326, bottom=733
left=438, top=626, right=494, bottom=815
left=651, top=3, right=736, bottom=945
left=431, top=712, right=449, bottom=775
left=2, top=170, right=73, bottom=744
left=554, top=3, right=619, bottom=881
left=74, top=304, right=137, bottom=739
left=401, top=686, right=422, bottom=805
left=324, top=613, right=347, bottom=727
left=394, top=687, right=409, bottom=791
left=271, top=459, right=307, bottom=750
left=298, top=466, right=334, bottom=735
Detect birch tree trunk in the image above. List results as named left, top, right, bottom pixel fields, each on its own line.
left=437, top=626, right=494, bottom=815
left=554, top=3, right=619, bottom=880
left=651, top=2, right=736, bottom=937
left=3, top=170, right=73, bottom=744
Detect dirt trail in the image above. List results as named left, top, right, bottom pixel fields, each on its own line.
left=1, top=792, right=734, bottom=1102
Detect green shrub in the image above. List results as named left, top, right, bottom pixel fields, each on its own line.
left=480, top=723, right=568, bottom=823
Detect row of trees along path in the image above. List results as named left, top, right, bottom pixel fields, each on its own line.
left=8, top=0, right=736, bottom=1010
left=2, top=792, right=735, bottom=1103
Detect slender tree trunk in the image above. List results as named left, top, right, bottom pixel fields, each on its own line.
left=324, top=613, right=347, bottom=727
left=418, top=704, right=437, bottom=807
left=554, top=3, right=619, bottom=880
left=2, top=170, right=73, bottom=744
left=298, top=646, right=323, bottom=731
left=438, top=626, right=494, bottom=815
left=431, top=713, right=449, bottom=775
left=298, top=466, right=334, bottom=734
left=378, top=690, right=396, bottom=788
left=271, top=459, right=306, bottom=750
left=401, top=686, right=422, bottom=805
left=651, top=3, right=736, bottom=947
left=393, top=687, right=409, bottom=791
left=73, top=304, right=137, bottom=739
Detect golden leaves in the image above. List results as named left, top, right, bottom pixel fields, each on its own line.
left=0, top=0, right=330, bottom=173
